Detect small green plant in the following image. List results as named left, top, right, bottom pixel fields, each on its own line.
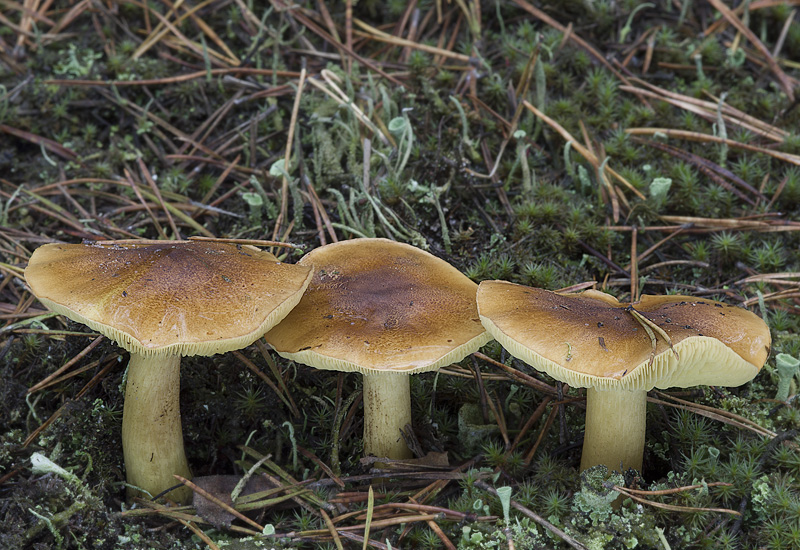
left=30, top=452, right=88, bottom=495
left=241, top=192, right=264, bottom=225
left=53, top=44, right=102, bottom=77
left=749, top=240, right=787, bottom=272
left=775, top=353, right=800, bottom=402
left=710, top=231, right=743, bottom=263
left=234, top=384, right=266, bottom=419
left=649, top=177, right=672, bottom=202
left=521, top=261, right=560, bottom=289
left=539, top=488, right=571, bottom=517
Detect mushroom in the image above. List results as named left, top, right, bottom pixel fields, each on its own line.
left=265, top=238, right=491, bottom=459
left=477, top=281, right=771, bottom=473
left=24, top=240, right=313, bottom=502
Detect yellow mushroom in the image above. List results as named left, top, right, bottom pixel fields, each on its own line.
left=266, top=238, right=492, bottom=459
left=477, top=281, right=771, bottom=474
left=25, top=240, right=313, bottom=502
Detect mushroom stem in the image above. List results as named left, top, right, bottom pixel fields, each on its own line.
left=122, top=353, right=192, bottom=502
left=362, top=372, right=413, bottom=459
left=580, top=387, right=646, bottom=473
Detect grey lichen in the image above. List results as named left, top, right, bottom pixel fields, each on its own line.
left=572, top=465, right=623, bottom=523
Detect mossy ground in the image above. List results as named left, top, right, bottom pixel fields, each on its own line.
left=1, top=1, right=800, bottom=548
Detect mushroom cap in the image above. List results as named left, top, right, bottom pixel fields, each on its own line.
left=25, top=240, right=313, bottom=357
left=477, top=281, right=771, bottom=391
left=265, top=238, right=491, bottom=375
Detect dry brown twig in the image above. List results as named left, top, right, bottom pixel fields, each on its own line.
left=627, top=77, right=787, bottom=139
left=272, top=67, right=307, bottom=239
left=626, top=128, right=800, bottom=168
left=708, top=0, right=796, bottom=101
left=651, top=391, right=777, bottom=440
left=612, top=484, right=742, bottom=516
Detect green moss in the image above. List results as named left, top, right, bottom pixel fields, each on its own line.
left=3, top=0, right=800, bottom=547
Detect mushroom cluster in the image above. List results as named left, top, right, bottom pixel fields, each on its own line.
left=25, top=235, right=772, bottom=498
left=477, top=281, right=771, bottom=474
left=25, top=240, right=312, bottom=502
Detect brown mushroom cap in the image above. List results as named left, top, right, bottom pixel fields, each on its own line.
left=477, top=281, right=771, bottom=391
left=25, top=240, right=314, bottom=356
left=265, top=238, right=491, bottom=374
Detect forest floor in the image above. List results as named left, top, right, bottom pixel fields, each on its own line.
left=1, top=0, right=800, bottom=549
